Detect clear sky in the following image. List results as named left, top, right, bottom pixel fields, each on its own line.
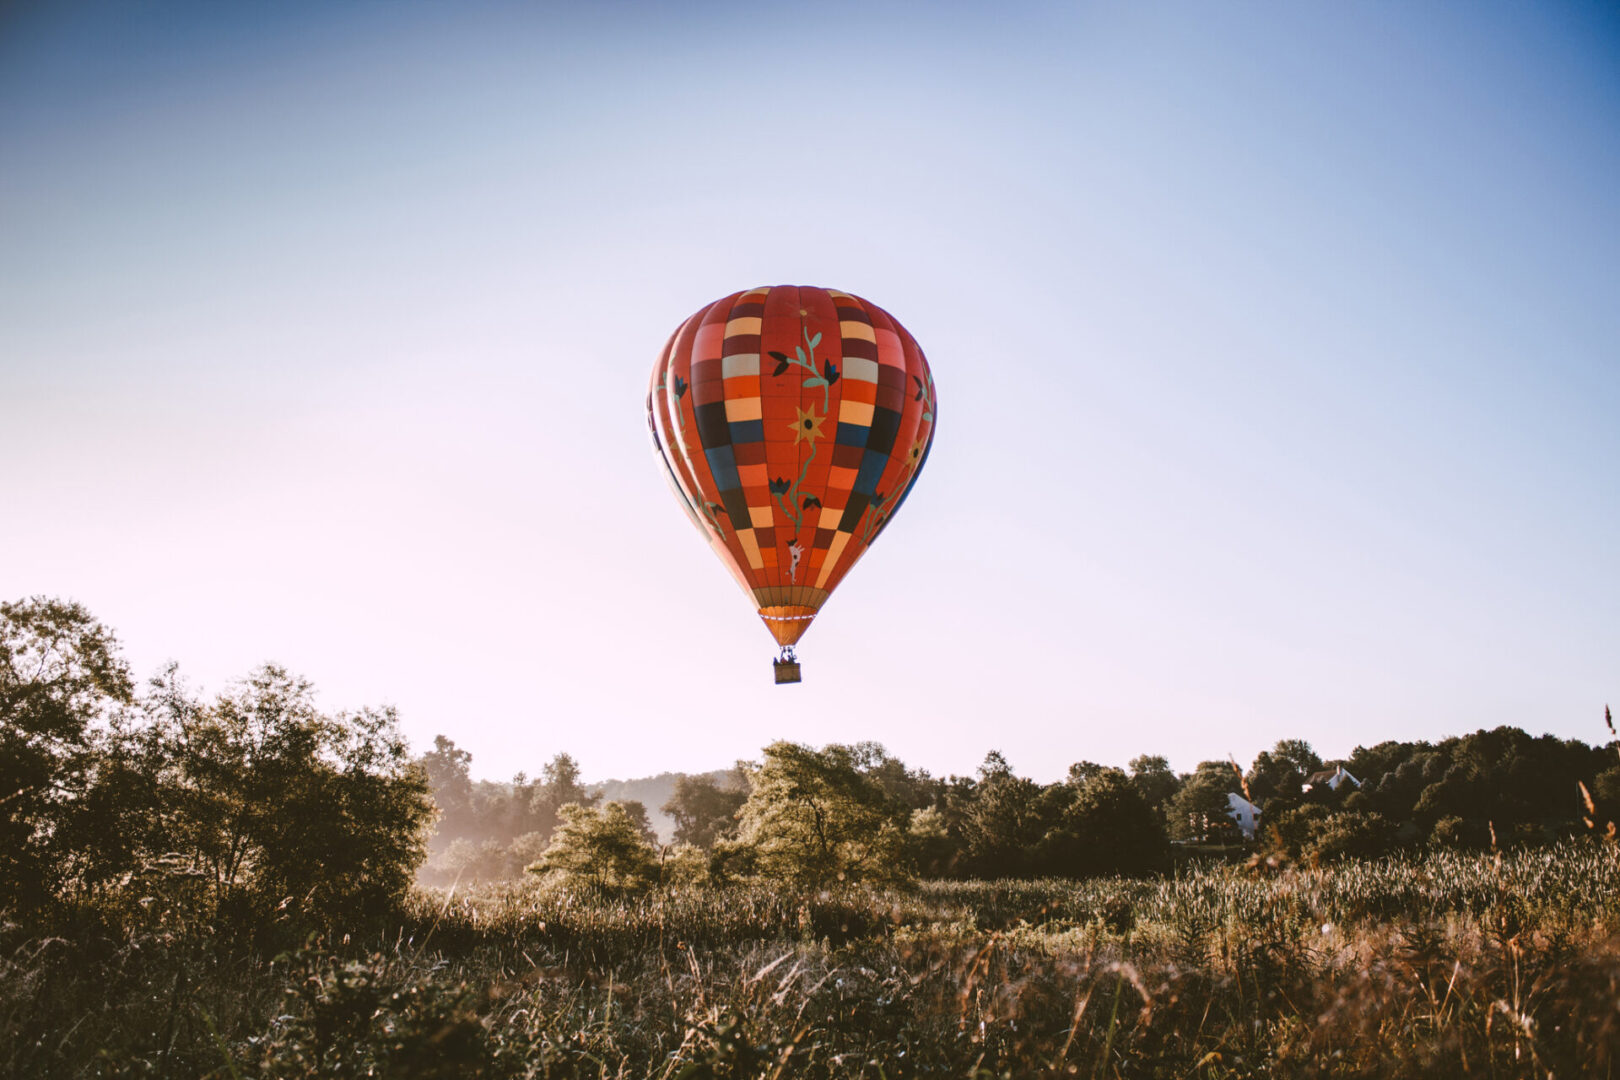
left=4, top=1, right=1617, bottom=784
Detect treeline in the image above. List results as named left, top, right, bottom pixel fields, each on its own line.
left=7, top=594, right=1617, bottom=924
left=419, top=728, right=1620, bottom=890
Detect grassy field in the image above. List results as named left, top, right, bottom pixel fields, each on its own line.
left=8, top=840, right=1620, bottom=1078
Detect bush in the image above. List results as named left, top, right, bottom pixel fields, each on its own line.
left=658, top=842, right=717, bottom=887
left=1308, top=810, right=1396, bottom=861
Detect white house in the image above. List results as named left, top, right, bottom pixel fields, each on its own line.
left=1226, top=792, right=1262, bottom=840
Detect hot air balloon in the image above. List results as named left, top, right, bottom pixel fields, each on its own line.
left=648, top=285, right=936, bottom=682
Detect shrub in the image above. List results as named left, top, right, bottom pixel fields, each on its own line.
left=1308, top=809, right=1396, bottom=861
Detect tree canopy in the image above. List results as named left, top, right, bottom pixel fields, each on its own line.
left=1, top=598, right=433, bottom=928
left=720, top=741, right=912, bottom=885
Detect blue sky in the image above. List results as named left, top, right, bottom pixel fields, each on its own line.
left=3, top=1, right=1617, bottom=783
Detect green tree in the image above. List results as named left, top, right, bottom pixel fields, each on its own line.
left=157, top=664, right=433, bottom=925
left=60, top=697, right=172, bottom=894
left=1127, top=754, right=1181, bottom=822
left=1037, top=768, right=1169, bottom=877
left=852, top=741, right=944, bottom=811
left=663, top=773, right=747, bottom=848
left=1268, top=804, right=1395, bottom=861
left=528, top=801, right=658, bottom=893
left=906, top=805, right=957, bottom=877
left=1247, top=739, right=1322, bottom=802
left=1271, top=739, right=1324, bottom=779
left=531, top=752, right=600, bottom=840
left=1167, top=761, right=1244, bottom=843
left=721, top=741, right=910, bottom=884
left=615, top=798, right=659, bottom=845
left=417, top=735, right=475, bottom=851
left=1066, top=761, right=1110, bottom=785
left=957, top=751, right=1048, bottom=877
left=0, top=597, right=134, bottom=908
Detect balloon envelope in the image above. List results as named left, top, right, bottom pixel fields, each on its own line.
left=648, top=285, right=936, bottom=648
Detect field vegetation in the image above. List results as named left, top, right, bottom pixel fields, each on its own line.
left=10, top=843, right=1620, bottom=1077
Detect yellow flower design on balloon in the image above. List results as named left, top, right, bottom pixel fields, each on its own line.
left=789, top=405, right=826, bottom=446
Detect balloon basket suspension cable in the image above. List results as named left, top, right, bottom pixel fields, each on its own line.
left=773, top=645, right=801, bottom=684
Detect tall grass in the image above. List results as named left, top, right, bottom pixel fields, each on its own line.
left=6, top=839, right=1620, bottom=1077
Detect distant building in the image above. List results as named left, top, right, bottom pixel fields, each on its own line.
left=1304, top=765, right=1360, bottom=793
left=1226, top=792, right=1262, bottom=840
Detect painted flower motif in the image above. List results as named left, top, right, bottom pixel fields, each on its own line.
left=913, top=375, right=927, bottom=402
left=905, top=435, right=928, bottom=464
left=707, top=502, right=727, bottom=517
left=802, top=495, right=822, bottom=510
left=768, top=477, right=792, bottom=496
left=789, top=405, right=827, bottom=446
left=870, top=491, right=888, bottom=509
left=673, top=374, right=688, bottom=399
left=822, top=359, right=839, bottom=385
left=769, top=351, right=792, bottom=378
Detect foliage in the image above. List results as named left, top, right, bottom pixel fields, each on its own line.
left=1035, top=767, right=1169, bottom=877
left=953, top=750, right=1047, bottom=877
left=409, top=725, right=1620, bottom=888
left=614, top=798, right=659, bottom=845
left=721, top=741, right=911, bottom=885
left=1166, top=759, right=1245, bottom=843
left=905, top=805, right=956, bottom=878
left=418, top=734, right=475, bottom=841
left=0, top=597, right=134, bottom=908
left=1245, top=737, right=1323, bottom=801
left=1127, top=753, right=1181, bottom=820
left=10, top=841, right=1620, bottom=1078
left=415, top=747, right=608, bottom=886
left=528, top=801, right=659, bottom=894
left=532, top=753, right=598, bottom=830
left=662, top=773, right=748, bottom=849
left=142, top=664, right=435, bottom=928
left=1348, top=725, right=1614, bottom=839
left=1, top=598, right=434, bottom=932
left=1268, top=803, right=1399, bottom=862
